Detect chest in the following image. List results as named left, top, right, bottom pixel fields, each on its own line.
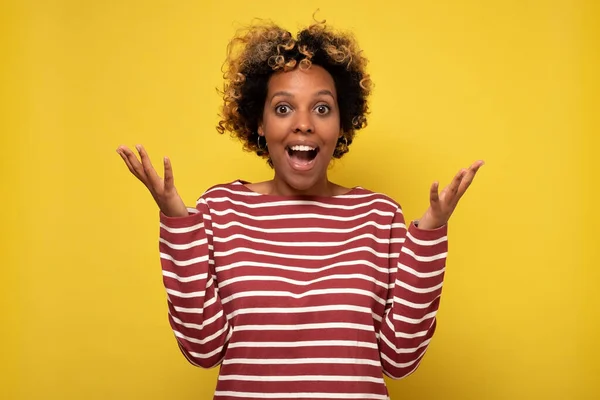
left=208, top=205, right=395, bottom=320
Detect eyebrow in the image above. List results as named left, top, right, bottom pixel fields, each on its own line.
left=270, top=89, right=336, bottom=101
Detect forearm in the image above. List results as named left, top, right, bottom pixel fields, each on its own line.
left=379, top=222, right=448, bottom=378
left=159, top=208, right=231, bottom=368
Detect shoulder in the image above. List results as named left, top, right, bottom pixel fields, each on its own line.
left=349, top=185, right=402, bottom=212
left=193, top=180, right=259, bottom=209
left=199, top=180, right=250, bottom=199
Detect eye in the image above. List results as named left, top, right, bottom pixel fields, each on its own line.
left=315, top=104, right=330, bottom=115
left=275, top=105, right=291, bottom=114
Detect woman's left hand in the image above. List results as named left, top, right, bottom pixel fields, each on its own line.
left=417, top=160, right=485, bottom=230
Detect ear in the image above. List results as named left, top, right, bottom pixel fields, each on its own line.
left=258, top=124, right=264, bottom=136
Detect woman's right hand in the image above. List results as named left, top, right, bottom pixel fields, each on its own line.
left=116, top=144, right=188, bottom=218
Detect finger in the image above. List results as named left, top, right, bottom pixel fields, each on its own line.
left=136, top=145, right=162, bottom=187
left=117, top=149, right=136, bottom=176
left=430, top=181, right=440, bottom=206
left=457, top=160, right=485, bottom=198
left=117, top=147, right=145, bottom=181
left=448, top=168, right=467, bottom=196
left=163, top=156, right=175, bottom=191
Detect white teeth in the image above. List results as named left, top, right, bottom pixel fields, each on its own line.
left=290, top=145, right=316, bottom=151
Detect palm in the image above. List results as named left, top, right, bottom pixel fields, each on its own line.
left=116, top=144, right=188, bottom=218
left=418, top=160, right=484, bottom=230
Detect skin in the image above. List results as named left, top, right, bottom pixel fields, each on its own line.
left=251, top=64, right=346, bottom=197
left=116, top=64, right=484, bottom=229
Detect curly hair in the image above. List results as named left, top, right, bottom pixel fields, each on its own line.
left=216, top=17, right=372, bottom=167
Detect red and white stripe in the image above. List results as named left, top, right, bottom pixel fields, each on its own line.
left=158, top=180, right=448, bottom=399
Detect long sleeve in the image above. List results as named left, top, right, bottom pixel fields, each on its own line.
left=379, top=208, right=448, bottom=379
left=158, top=198, right=231, bottom=368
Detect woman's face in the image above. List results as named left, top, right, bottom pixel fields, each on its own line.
left=258, top=64, right=341, bottom=194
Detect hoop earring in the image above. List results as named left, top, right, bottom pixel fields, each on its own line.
left=257, top=135, right=266, bottom=150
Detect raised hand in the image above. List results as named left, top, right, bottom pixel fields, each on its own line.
left=116, top=144, right=188, bottom=218
left=417, top=160, right=484, bottom=230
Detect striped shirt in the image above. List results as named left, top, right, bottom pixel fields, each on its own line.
left=158, top=180, right=448, bottom=399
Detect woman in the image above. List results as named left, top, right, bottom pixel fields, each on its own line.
left=117, top=19, right=483, bottom=400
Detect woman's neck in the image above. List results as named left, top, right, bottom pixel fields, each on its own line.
left=266, top=173, right=342, bottom=197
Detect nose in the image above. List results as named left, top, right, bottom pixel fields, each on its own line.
left=292, top=111, right=314, bottom=134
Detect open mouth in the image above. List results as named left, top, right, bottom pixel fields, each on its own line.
left=286, top=144, right=319, bottom=168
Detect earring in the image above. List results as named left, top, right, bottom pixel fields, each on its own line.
left=257, top=135, right=267, bottom=150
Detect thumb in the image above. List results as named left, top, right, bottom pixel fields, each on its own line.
left=429, top=181, right=440, bottom=206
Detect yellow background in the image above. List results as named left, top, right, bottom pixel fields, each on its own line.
left=1, top=0, right=598, bottom=399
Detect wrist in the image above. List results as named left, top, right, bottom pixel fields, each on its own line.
left=161, top=205, right=189, bottom=218
left=416, top=215, right=446, bottom=230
